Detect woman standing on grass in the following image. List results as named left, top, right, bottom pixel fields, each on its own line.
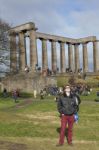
left=56, top=85, right=79, bottom=146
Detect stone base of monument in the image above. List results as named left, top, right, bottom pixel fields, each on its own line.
left=1, top=72, right=57, bottom=93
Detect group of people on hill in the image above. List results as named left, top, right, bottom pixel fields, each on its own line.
left=32, top=83, right=92, bottom=101
left=2, top=88, right=20, bottom=102
left=70, top=84, right=92, bottom=96
left=58, top=84, right=92, bottom=97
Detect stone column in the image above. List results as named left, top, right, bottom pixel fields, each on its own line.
left=19, top=32, right=26, bottom=71
left=68, top=43, right=73, bottom=71
left=74, top=44, right=79, bottom=73
left=42, top=39, right=48, bottom=69
left=51, top=40, right=57, bottom=72
left=60, top=42, right=65, bottom=73
left=82, top=43, right=88, bottom=72
left=9, top=33, right=17, bottom=73
left=30, top=30, right=37, bottom=71
left=93, top=41, right=98, bottom=72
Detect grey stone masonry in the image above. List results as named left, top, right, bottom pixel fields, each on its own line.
left=93, top=41, right=98, bottom=72
left=36, top=32, right=96, bottom=43
left=8, top=22, right=99, bottom=74
left=42, top=39, right=48, bottom=69
left=51, top=40, right=57, bottom=72
left=60, top=42, right=65, bottom=73
left=29, top=30, right=38, bottom=71
left=82, top=43, right=88, bottom=72
left=19, top=32, right=26, bottom=71
left=68, top=43, right=73, bottom=71
left=9, top=22, right=36, bottom=33
left=9, top=33, right=17, bottom=73
left=74, top=44, right=79, bottom=73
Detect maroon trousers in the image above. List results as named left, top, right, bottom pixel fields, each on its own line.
left=59, top=114, right=74, bottom=144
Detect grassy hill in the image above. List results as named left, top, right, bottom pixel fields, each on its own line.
left=0, top=92, right=99, bottom=150
left=0, top=75, right=99, bottom=149
left=56, top=75, right=99, bottom=87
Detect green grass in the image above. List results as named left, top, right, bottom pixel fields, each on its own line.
left=80, top=88, right=98, bottom=101
left=0, top=91, right=99, bottom=150
left=56, top=75, right=99, bottom=87
left=56, top=76, right=69, bottom=87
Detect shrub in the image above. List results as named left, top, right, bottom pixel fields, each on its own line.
left=68, top=75, right=76, bottom=85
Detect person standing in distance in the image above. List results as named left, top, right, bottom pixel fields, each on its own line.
left=56, top=85, right=77, bottom=146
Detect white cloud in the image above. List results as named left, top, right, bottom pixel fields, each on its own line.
left=0, top=0, right=99, bottom=39
left=70, top=10, right=99, bottom=38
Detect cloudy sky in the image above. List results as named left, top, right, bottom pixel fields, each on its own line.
left=0, top=0, right=99, bottom=71
left=1, top=0, right=99, bottom=38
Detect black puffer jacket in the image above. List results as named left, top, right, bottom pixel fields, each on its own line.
left=57, top=94, right=77, bottom=115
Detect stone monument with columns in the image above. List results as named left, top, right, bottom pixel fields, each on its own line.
left=1, top=22, right=99, bottom=92
left=9, top=22, right=99, bottom=74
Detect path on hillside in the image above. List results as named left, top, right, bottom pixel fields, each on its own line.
left=0, top=141, right=27, bottom=150
left=15, top=99, right=33, bottom=109
left=1, top=98, right=99, bottom=112
left=0, top=138, right=98, bottom=150
left=14, top=98, right=99, bottom=109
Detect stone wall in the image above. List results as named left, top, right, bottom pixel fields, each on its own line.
left=1, top=72, right=57, bottom=93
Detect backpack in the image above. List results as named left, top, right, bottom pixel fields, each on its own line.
left=74, top=94, right=81, bottom=113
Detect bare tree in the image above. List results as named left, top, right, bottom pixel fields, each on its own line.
left=0, top=18, right=11, bottom=76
